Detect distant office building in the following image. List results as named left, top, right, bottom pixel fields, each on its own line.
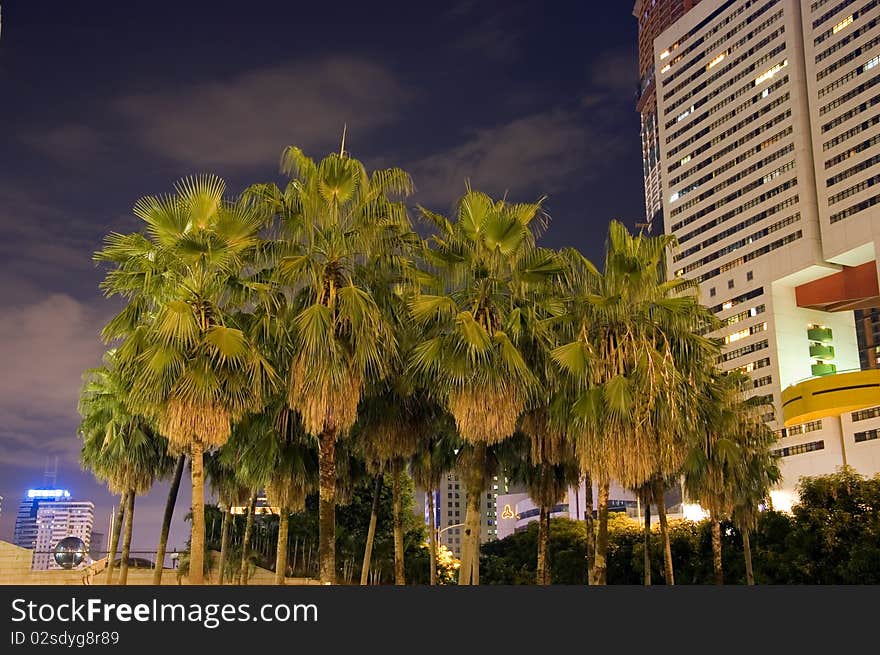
left=634, top=0, right=703, bottom=232
left=88, top=532, right=105, bottom=561
left=13, top=488, right=71, bottom=550
left=430, top=472, right=510, bottom=557
left=855, top=308, right=880, bottom=369
left=32, top=500, right=95, bottom=570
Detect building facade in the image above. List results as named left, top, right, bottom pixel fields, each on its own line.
left=635, top=0, right=704, bottom=231
left=13, top=488, right=71, bottom=550
left=653, top=0, right=880, bottom=510
left=31, top=500, right=94, bottom=571
left=430, top=472, right=510, bottom=557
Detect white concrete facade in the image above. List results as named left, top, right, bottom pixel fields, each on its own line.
left=32, top=500, right=94, bottom=571
left=654, top=0, right=880, bottom=502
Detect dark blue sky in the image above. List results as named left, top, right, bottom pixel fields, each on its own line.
left=0, top=0, right=643, bottom=551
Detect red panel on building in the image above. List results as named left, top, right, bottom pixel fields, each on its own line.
left=795, top=262, right=880, bottom=311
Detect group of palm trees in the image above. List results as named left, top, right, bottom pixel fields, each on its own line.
left=77, top=143, right=780, bottom=586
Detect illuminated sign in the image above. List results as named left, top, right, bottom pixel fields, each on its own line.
left=27, top=489, right=71, bottom=499
left=500, top=504, right=517, bottom=520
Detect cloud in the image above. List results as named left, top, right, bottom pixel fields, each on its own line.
left=20, top=124, right=106, bottom=164
left=411, top=106, right=629, bottom=207
left=116, top=56, right=408, bottom=169
left=0, top=293, right=108, bottom=468
left=589, top=48, right=639, bottom=93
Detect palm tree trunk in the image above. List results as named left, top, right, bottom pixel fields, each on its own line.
left=711, top=514, right=723, bottom=586
left=118, top=491, right=135, bottom=585
left=392, top=459, right=405, bottom=585
left=105, top=493, right=126, bottom=585
left=427, top=488, right=438, bottom=586
left=584, top=472, right=595, bottom=584
left=653, top=479, right=674, bottom=585
left=152, top=454, right=185, bottom=585
left=238, top=491, right=257, bottom=585
left=318, top=428, right=337, bottom=584
left=591, top=478, right=610, bottom=585
left=458, top=443, right=486, bottom=586
left=217, top=507, right=231, bottom=585
left=274, top=507, right=290, bottom=585
left=642, top=487, right=651, bottom=586
left=189, top=442, right=205, bottom=585
left=743, top=528, right=755, bottom=586
left=537, top=502, right=550, bottom=585
left=360, top=475, right=382, bottom=586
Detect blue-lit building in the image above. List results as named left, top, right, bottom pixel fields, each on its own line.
left=12, top=488, right=71, bottom=550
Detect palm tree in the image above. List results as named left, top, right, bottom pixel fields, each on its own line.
left=95, top=176, right=276, bottom=584
left=78, top=354, right=174, bottom=585
left=245, top=146, right=413, bottom=583
left=409, top=189, right=566, bottom=584
left=153, top=453, right=186, bottom=584
left=205, top=451, right=250, bottom=584
left=552, top=222, right=718, bottom=585
left=410, top=429, right=460, bottom=585
left=684, top=371, right=780, bottom=585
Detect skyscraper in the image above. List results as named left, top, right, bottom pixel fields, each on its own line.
left=634, top=0, right=704, bottom=232
left=653, top=0, right=880, bottom=509
left=32, top=499, right=95, bottom=570
left=431, top=472, right=509, bottom=557
left=13, top=488, right=71, bottom=550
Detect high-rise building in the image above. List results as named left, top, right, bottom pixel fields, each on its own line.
left=13, top=488, right=71, bottom=550
left=634, top=0, right=704, bottom=232
left=32, top=500, right=95, bottom=570
left=430, top=472, right=510, bottom=557
left=654, top=0, right=880, bottom=510
left=854, top=308, right=880, bottom=368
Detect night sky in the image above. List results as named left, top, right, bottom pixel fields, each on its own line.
left=0, top=1, right=643, bottom=552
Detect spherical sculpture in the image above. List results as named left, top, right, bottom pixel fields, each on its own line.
left=53, top=536, right=87, bottom=569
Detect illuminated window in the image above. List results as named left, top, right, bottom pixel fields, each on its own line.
left=669, top=191, right=680, bottom=203
left=661, top=64, right=671, bottom=74
left=660, top=49, right=670, bottom=60
left=832, top=15, right=853, bottom=34
left=680, top=155, right=691, bottom=165
left=865, top=55, right=880, bottom=72
left=707, top=53, right=726, bottom=70
left=755, top=60, right=788, bottom=86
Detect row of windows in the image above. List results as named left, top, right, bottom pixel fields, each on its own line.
left=723, top=304, right=767, bottom=327
left=825, top=125, right=880, bottom=164
left=664, top=2, right=782, bottom=101
left=662, top=20, right=784, bottom=104
left=710, top=287, right=765, bottom=314
left=811, top=0, right=842, bottom=13
left=675, top=176, right=796, bottom=242
left=676, top=191, right=795, bottom=256
left=670, top=119, right=790, bottom=190
left=735, top=356, right=772, bottom=373
left=828, top=170, right=880, bottom=203
left=724, top=322, right=768, bottom=344
left=773, top=440, right=825, bottom=458
left=671, top=157, right=795, bottom=219
left=827, top=150, right=880, bottom=186
left=687, top=230, right=803, bottom=284
left=830, top=189, right=880, bottom=221
left=776, top=420, right=823, bottom=439
left=852, top=406, right=880, bottom=421
left=676, top=212, right=800, bottom=275
left=666, top=73, right=787, bottom=147
left=818, top=54, right=880, bottom=99
left=753, top=375, right=773, bottom=388
left=819, top=72, right=880, bottom=116
left=668, top=105, right=790, bottom=181
left=855, top=428, right=880, bottom=442
left=665, top=41, right=788, bottom=117
left=721, top=339, right=768, bottom=362
left=660, top=0, right=767, bottom=80
left=812, top=0, right=857, bottom=30
left=815, top=13, right=880, bottom=63
left=670, top=142, right=793, bottom=209
left=821, top=88, right=880, bottom=133
left=816, top=31, right=880, bottom=82
left=669, top=83, right=789, bottom=159
left=815, top=0, right=879, bottom=46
